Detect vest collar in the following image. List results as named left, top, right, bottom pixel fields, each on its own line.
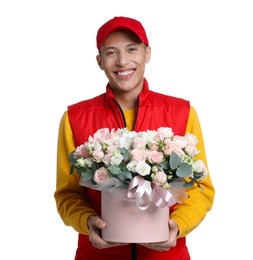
left=105, top=78, right=150, bottom=106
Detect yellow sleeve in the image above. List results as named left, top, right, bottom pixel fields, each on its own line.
left=170, top=106, right=215, bottom=237
left=54, top=111, right=97, bottom=234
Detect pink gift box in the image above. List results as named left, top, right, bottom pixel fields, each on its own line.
left=101, top=190, right=169, bottom=243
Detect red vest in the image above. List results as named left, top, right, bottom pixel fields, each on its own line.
left=68, top=79, right=191, bottom=259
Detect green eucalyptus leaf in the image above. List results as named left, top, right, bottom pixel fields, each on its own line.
left=194, top=172, right=203, bottom=179
left=169, top=152, right=181, bottom=170
left=69, top=151, right=77, bottom=164
left=69, top=164, right=75, bottom=175
left=118, top=172, right=126, bottom=181
left=81, top=170, right=93, bottom=181
left=184, top=181, right=194, bottom=188
left=118, top=147, right=129, bottom=160
left=108, top=165, right=121, bottom=175
left=76, top=167, right=83, bottom=174
left=118, top=162, right=127, bottom=171
left=160, top=160, right=169, bottom=170
left=176, top=162, right=192, bottom=177
left=122, top=169, right=133, bottom=180
left=91, top=161, right=97, bottom=171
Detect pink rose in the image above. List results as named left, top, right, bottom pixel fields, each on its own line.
left=92, top=148, right=104, bottom=162
left=184, top=144, right=199, bottom=157
left=163, top=142, right=185, bottom=158
left=131, top=149, right=146, bottom=162
left=93, top=167, right=111, bottom=184
left=93, top=128, right=110, bottom=141
left=163, top=142, right=178, bottom=155
left=93, top=128, right=115, bottom=142
left=74, top=144, right=89, bottom=158
left=172, top=147, right=185, bottom=158
left=148, top=142, right=159, bottom=151
left=148, top=150, right=164, bottom=164
left=152, top=171, right=167, bottom=185
left=132, top=137, right=146, bottom=149
left=102, top=153, right=112, bottom=166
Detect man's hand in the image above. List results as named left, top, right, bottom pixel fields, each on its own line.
left=88, top=215, right=128, bottom=249
left=139, top=219, right=179, bottom=251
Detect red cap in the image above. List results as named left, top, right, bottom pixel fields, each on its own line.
left=96, top=16, right=149, bottom=50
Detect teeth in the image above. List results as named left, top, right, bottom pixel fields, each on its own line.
left=117, top=70, right=134, bottom=76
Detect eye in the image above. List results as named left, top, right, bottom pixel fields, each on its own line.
left=128, top=47, right=137, bottom=52
left=105, top=50, right=117, bottom=56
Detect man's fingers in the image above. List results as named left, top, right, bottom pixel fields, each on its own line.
left=95, top=217, right=106, bottom=229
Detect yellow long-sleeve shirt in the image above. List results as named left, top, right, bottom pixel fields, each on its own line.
left=54, top=106, right=215, bottom=238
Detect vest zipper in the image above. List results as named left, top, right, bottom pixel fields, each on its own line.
left=113, top=97, right=140, bottom=130
left=133, top=97, right=140, bottom=131
left=131, top=243, right=137, bottom=260
left=113, top=99, right=127, bottom=127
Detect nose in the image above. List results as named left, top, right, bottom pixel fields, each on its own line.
left=116, top=51, right=129, bottom=66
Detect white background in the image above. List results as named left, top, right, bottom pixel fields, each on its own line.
left=1, top=0, right=253, bottom=259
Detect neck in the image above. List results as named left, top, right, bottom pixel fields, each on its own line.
left=116, top=93, right=137, bottom=110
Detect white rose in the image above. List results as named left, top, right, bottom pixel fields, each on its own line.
left=185, top=133, right=199, bottom=145
left=76, top=158, right=86, bottom=167
left=172, top=135, right=188, bottom=148
left=84, top=158, right=93, bottom=168
left=140, top=130, right=157, bottom=142
left=110, top=152, right=124, bottom=165
left=119, top=136, right=132, bottom=150
left=127, top=160, right=138, bottom=173
left=193, top=160, right=208, bottom=180
left=135, top=161, right=151, bottom=176
left=157, top=127, right=174, bottom=139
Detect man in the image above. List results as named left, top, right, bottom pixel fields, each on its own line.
left=54, top=16, right=215, bottom=259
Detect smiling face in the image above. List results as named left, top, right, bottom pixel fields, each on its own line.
left=96, top=30, right=151, bottom=105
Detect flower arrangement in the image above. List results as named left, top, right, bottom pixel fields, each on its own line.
left=69, top=127, right=208, bottom=208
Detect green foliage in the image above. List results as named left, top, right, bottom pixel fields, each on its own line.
left=184, top=180, right=194, bottom=188
left=68, top=151, right=76, bottom=164
left=160, top=160, right=169, bottom=170
left=176, top=162, right=192, bottom=178
left=118, top=147, right=130, bottom=160
left=108, top=163, right=132, bottom=181
left=80, top=170, right=93, bottom=181
left=69, top=164, right=75, bottom=175
left=169, top=152, right=181, bottom=170
left=68, top=127, right=208, bottom=197
left=117, top=169, right=132, bottom=181
left=108, top=165, right=121, bottom=175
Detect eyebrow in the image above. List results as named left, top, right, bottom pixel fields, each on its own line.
left=101, top=42, right=141, bottom=53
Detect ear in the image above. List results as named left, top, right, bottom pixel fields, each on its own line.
left=145, top=46, right=151, bottom=63
left=96, top=55, right=104, bottom=70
